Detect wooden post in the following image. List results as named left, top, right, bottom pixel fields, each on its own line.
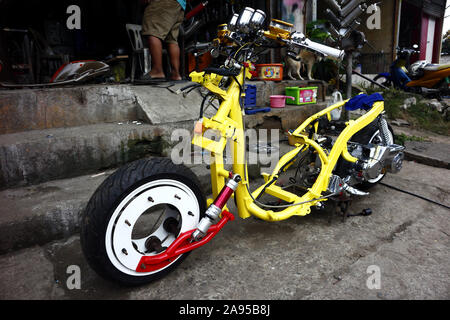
left=343, top=51, right=352, bottom=121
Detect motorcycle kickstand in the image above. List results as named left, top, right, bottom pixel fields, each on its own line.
left=337, top=200, right=352, bottom=223
left=337, top=201, right=373, bottom=222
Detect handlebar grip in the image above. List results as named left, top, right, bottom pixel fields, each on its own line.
left=195, top=43, right=210, bottom=50
left=185, top=2, right=207, bottom=20
left=204, top=67, right=240, bottom=77
left=186, top=42, right=210, bottom=52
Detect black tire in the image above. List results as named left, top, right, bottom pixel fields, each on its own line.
left=433, top=79, right=450, bottom=101
left=373, top=74, right=392, bottom=88
left=80, top=157, right=206, bottom=286
left=350, top=119, right=394, bottom=190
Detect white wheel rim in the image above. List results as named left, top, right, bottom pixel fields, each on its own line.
left=105, top=179, right=200, bottom=276
left=367, top=129, right=394, bottom=183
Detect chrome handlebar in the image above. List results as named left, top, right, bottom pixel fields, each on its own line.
left=219, top=7, right=347, bottom=62
left=282, top=32, right=345, bottom=61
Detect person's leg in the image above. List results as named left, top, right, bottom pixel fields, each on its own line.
left=142, top=0, right=178, bottom=80
left=165, top=3, right=185, bottom=81
left=167, top=42, right=181, bottom=80
left=147, top=36, right=165, bottom=78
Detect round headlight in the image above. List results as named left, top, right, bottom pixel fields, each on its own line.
left=228, top=13, right=239, bottom=31
left=237, top=7, right=255, bottom=33
left=249, top=9, right=266, bottom=31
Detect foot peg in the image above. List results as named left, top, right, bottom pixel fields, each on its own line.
left=347, top=208, right=373, bottom=218
left=328, top=175, right=369, bottom=197
left=342, top=183, right=369, bottom=196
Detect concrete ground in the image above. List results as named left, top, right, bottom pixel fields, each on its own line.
left=390, top=124, right=450, bottom=169
left=0, top=159, right=448, bottom=300
left=440, top=54, right=450, bottom=65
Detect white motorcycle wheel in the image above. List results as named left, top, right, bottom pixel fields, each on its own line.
left=81, top=158, right=205, bottom=286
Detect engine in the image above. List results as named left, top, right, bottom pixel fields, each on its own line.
left=290, top=121, right=405, bottom=198
left=327, top=140, right=405, bottom=196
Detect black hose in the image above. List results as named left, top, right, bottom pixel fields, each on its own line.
left=379, top=182, right=450, bottom=210
left=199, top=92, right=216, bottom=118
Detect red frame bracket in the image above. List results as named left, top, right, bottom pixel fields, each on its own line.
left=136, top=210, right=235, bottom=272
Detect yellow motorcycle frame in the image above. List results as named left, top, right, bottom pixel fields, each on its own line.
left=190, top=67, right=385, bottom=222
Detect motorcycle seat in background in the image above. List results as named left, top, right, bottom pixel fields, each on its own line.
left=423, top=63, right=450, bottom=72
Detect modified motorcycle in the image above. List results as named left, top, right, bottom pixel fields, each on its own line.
left=375, top=46, right=450, bottom=98
left=80, top=7, right=405, bottom=285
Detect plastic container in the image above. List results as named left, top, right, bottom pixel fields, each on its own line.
left=330, top=90, right=343, bottom=120
left=270, top=95, right=295, bottom=108
left=285, top=87, right=300, bottom=105
left=243, top=85, right=271, bottom=114
left=255, top=64, right=283, bottom=81
left=285, top=87, right=318, bottom=105
left=245, top=107, right=271, bottom=115
left=244, top=85, right=257, bottom=108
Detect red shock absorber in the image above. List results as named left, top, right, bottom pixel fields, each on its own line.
left=212, top=173, right=240, bottom=208
left=192, top=173, right=241, bottom=241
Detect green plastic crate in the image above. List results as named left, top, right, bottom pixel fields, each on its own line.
left=285, top=87, right=318, bottom=105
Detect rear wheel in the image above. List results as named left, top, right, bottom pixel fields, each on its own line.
left=351, top=120, right=394, bottom=189
left=434, top=78, right=450, bottom=100
left=80, top=158, right=206, bottom=286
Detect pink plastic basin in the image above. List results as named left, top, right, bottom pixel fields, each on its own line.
left=270, top=95, right=295, bottom=108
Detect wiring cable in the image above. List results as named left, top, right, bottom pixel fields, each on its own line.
left=379, top=182, right=450, bottom=210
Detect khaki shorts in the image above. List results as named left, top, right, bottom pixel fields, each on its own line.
left=142, top=0, right=184, bottom=44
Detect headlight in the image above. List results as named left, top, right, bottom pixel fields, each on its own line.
left=249, top=9, right=266, bottom=31
left=268, top=19, right=294, bottom=39
left=237, top=7, right=255, bottom=33
left=228, top=13, right=239, bottom=31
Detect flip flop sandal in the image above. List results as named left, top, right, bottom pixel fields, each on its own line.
left=133, top=74, right=167, bottom=84
left=167, top=79, right=188, bottom=83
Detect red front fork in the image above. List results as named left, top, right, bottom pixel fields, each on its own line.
left=136, top=173, right=240, bottom=273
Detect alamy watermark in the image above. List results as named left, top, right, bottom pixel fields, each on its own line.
left=66, top=265, right=81, bottom=290
left=170, top=128, right=280, bottom=171
left=366, top=265, right=381, bottom=290
left=366, top=4, right=381, bottom=30
left=66, top=5, right=81, bottom=30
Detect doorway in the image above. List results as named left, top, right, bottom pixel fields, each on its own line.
left=425, top=17, right=436, bottom=63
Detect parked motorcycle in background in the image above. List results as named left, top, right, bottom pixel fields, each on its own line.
left=375, top=45, right=450, bottom=99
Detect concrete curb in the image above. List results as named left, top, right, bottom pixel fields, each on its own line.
left=0, top=85, right=139, bottom=135
left=404, top=141, right=450, bottom=170
left=0, top=121, right=194, bottom=190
